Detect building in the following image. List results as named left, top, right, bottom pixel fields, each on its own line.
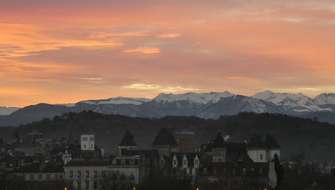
left=197, top=132, right=278, bottom=190
left=171, top=153, right=200, bottom=180
left=118, top=130, right=137, bottom=156
left=64, top=132, right=145, bottom=190
left=81, top=135, right=95, bottom=151
left=64, top=159, right=109, bottom=190
left=152, top=128, right=178, bottom=156
left=247, top=135, right=281, bottom=163
left=13, top=162, right=64, bottom=182
left=175, top=131, right=196, bottom=153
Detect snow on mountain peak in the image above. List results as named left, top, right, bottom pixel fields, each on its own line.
left=314, top=93, right=335, bottom=105
left=253, top=91, right=323, bottom=112
left=154, top=91, right=234, bottom=104
left=80, top=97, right=150, bottom=105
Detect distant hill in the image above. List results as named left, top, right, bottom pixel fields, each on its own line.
left=1, top=111, right=335, bottom=161
left=1, top=91, right=335, bottom=126
left=0, top=106, right=19, bottom=116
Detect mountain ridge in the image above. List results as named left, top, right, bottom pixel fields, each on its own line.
left=1, top=91, right=335, bottom=126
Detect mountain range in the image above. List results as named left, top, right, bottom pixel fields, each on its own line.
left=1, top=91, right=335, bottom=126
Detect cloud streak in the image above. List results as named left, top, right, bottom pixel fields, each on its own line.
left=123, top=83, right=201, bottom=93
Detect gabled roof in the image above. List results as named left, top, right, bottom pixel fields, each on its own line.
left=247, top=135, right=280, bottom=149
left=265, top=135, right=280, bottom=149
left=226, top=142, right=252, bottom=163
left=247, top=135, right=268, bottom=149
left=152, top=128, right=177, bottom=147
left=119, top=130, right=136, bottom=147
left=212, top=132, right=226, bottom=148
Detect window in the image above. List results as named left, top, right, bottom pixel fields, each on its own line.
left=94, top=170, right=98, bottom=178
left=90, top=137, right=94, bottom=141
left=232, top=169, right=236, bottom=176
left=78, top=170, right=81, bottom=178
left=93, top=181, right=98, bottom=189
left=82, top=137, right=88, bottom=141
left=86, top=170, right=90, bottom=178
left=260, top=154, right=264, bottom=161
left=173, top=159, right=178, bottom=167
left=85, top=180, right=90, bottom=190
left=194, top=159, right=199, bottom=168
left=70, top=170, right=73, bottom=178
left=183, top=158, right=188, bottom=168
left=160, top=158, right=165, bottom=166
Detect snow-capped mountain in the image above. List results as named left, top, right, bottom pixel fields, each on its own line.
left=79, top=97, right=150, bottom=106
left=314, top=93, right=335, bottom=105
left=253, top=91, right=330, bottom=112
left=198, top=95, right=283, bottom=118
left=154, top=91, right=234, bottom=104
left=1, top=91, right=335, bottom=126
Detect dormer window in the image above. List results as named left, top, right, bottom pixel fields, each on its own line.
left=183, top=156, right=188, bottom=168
left=194, top=156, right=200, bottom=168
left=172, top=157, right=178, bottom=168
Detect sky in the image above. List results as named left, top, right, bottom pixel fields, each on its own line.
left=1, top=0, right=335, bottom=107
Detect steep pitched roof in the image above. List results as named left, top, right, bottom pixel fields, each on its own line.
left=247, top=135, right=280, bottom=149
left=226, top=142, right=252, bottom=163
left=247, top=135, right=268, bottom=149
left=212, top=132, right=226, bottom=148
left=119, top=130, right=136, bottom=146
left=152, top=128, right=177, bottom=147
left=265, top=135, right=280, bottom=149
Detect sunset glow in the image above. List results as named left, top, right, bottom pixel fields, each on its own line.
left=1, top=0, right=335, bottom=106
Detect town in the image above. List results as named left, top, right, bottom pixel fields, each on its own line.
left=1, top=120, right=335, bottom=190
left=0, top=122, right=306, bottom=190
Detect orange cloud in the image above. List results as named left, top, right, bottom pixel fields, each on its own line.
left=123, top=47, right=160, bottom=54
left=1, top=1, right=335, bottom=106
left=157, top=33, right=181, bottom=39
left=123, top=83, right=201, bottom=93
